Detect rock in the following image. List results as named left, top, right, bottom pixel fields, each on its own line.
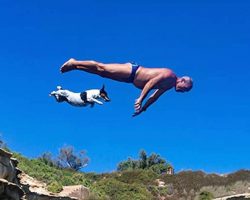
left=0, top=148, right=24, bottom=200
left=26, top=193, right=77, bottom=200
left=59, top=185, right=90, bottom=200
left=19, top=173, right=78, bottom=200
left=0, top=149, right=17, bottom=182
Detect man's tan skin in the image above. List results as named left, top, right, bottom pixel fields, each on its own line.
left=60, top=58, right=193, bottom=116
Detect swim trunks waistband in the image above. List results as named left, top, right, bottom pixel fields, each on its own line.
left=127, top=62, right=140, bottom=83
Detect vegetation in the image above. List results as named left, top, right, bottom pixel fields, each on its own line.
left=92, top=178, right=153, bottom=200
left=38, top=145, right=89, bottom=171
left=117, top=150, right=172, bottom=174
left=199, top=191, right=214, bottom=200
left=12, top=151, right=161, bottom=198
left=13, top=152, right=91, bottom=190
left=47, top=181, right=63, bottom=193
left=7, top=146, right=250, bottom=200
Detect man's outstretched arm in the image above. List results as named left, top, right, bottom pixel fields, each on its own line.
left=133, top=88, right=167, bottom=117
left=134, top=75, right=165, bottom=112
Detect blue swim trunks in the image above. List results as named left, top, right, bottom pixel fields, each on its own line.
left=127, top=62, right=140, bottom=83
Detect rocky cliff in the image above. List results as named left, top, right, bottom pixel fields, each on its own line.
left=0, top=148, right=24, bottom=199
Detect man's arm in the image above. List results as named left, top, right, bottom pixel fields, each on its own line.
left=134, top=75, right=165, bottom=112
left=133, top=89, right=166, bottom=117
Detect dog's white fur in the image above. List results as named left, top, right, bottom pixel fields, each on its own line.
left=50, top=86, right=109, bottom=107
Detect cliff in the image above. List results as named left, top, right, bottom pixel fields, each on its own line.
left=0, top=148, right=24, bottom=199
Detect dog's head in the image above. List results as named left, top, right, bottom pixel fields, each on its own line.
left=100, top=85, right=110, bottom=102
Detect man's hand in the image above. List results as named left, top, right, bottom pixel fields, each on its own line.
left=132, top=109, right=143, bottom=117
left=132, top=106, right=147, bottom=117
left=134, top=99, right=142, bottom=113
left=133, top=99, right=146, bottom=117
left=133, top=99, right=142, bottom=117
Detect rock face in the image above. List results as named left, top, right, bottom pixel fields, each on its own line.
left=59, top=185, right=90, bottom=199
left=20, top=173, right=78, bottom=200
left=0, top=148, right=24, bottom=200
left=25, top=193, right=77, bottom=200
left=213, top=193, right=250, bottom=200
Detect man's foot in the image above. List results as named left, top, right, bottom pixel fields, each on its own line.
left=60, top=58, right=76, bottom=73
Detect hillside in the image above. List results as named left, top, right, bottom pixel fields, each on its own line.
left=10, top=151, right=250, bottom=200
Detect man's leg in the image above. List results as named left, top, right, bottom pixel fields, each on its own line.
left=60, top=58, right=132, bottom=82
left=60, top=58, right=101, bottom=74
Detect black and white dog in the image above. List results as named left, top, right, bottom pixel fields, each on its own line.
left=50, top=85, right=110, bottom=107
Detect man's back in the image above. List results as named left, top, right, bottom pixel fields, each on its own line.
left=133, top=67, right=177, bottom=90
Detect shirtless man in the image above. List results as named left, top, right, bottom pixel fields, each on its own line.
left=60, top=59, right=193, bottom=116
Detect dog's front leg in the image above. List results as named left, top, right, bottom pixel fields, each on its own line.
left=90, top=98, right=103, bottom=105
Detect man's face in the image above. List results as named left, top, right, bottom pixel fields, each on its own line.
left=175, top=79, right=187, bottom=92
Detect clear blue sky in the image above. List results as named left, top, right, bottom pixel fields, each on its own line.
left=0, top=0, right=249, bottom=174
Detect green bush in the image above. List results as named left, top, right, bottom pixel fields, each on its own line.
left=93, top=178, right=153, bottom=200
left=158, top=187, right=169, bottom=196
left=199, top=191, right=214, bottom=200
left=117, top=150, right=171, bottom=175
left=47, top=181, right=63, bottom=193
left=149, top=163, right=170, bottom=174
left=116, top=169, right=158, bottom=185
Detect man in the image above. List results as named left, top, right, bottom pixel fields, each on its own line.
left=60, top=58, right=193, bottom=116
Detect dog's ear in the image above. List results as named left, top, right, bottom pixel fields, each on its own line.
left=101, top=84, right=105, bottom=91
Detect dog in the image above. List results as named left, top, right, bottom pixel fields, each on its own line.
left=50, top=85, right=110, bottom=107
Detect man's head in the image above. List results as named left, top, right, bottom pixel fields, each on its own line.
left=175, top=76, right=193, bottom=92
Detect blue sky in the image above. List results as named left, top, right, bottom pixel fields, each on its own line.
left=0, top=0, right=249, bottom=174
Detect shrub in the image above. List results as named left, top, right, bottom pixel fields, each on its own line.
left=117, top=150, right=172, bottom=175
left=150, top=163, right=170, bottom=174
left=199, top=191, right=214, bottom=200
left=93, top=178, right=153, bottom=200
left=116, top=169, right=158, bottom=185
left=47, top=181, right=63, bottom=193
